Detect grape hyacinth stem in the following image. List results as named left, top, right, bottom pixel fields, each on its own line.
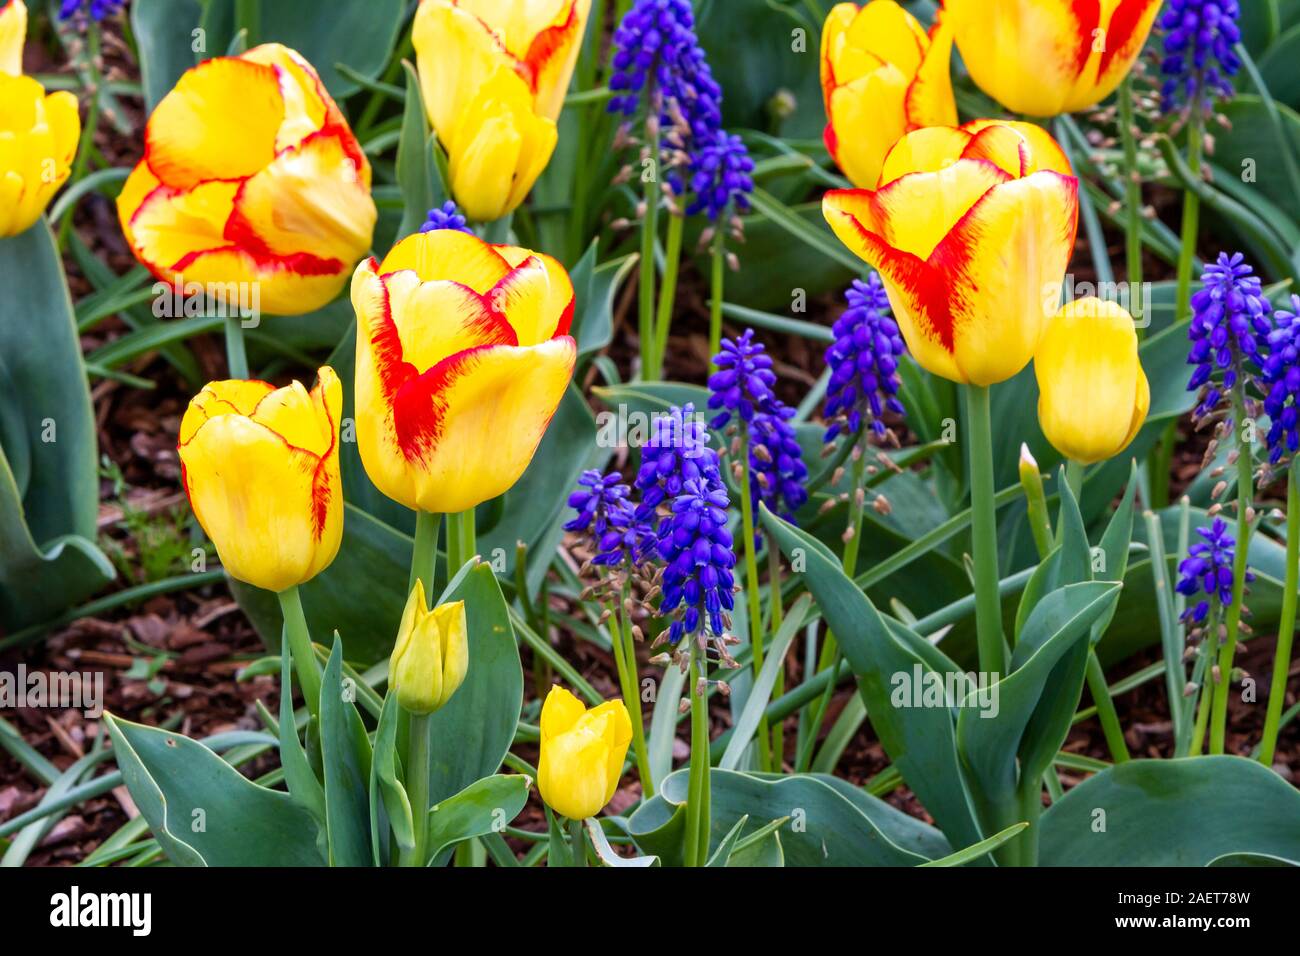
left=639, top=121, right=661, bottom=379
left=708, top=228, right=725, bottom=373
left=617, top=581, right=655, bottom=797
left=1260, top=466, right=1299, bottom=766
left=737, top=425, right=773, bottom=772
left=1118, top=74, right=1145, bottom=339
left=684, top=639, right=712, bottom=866
left=653, top=211, right=685, bottom=375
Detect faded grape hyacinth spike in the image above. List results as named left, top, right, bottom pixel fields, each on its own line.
left=823, top=273, right=907, bottom=443
left=1186, top=252, right=1272, bottom=425
left=177, top=368, right=343, bottom=593
left=116, top=44, right=376, bottom=315
left=1263, top=296, right=1300, bottom=463
left=537, top=686, right=632, bottom=821
left=412, top=0, right=590, bottom=221
left=352, top=229, right=577, bottom=515
left=1176, top=518, right=1251, bottom=625
left=820, top=0, right=957, bottom=189
left=822, top=121, right=1078, bottom=386
left=1034, top=298, right=1150, bottom=465
left=946, top=0, right=1161, bottom=118
left=1160, top=0, right=1242, bottom=115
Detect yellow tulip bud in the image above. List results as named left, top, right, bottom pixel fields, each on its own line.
left=536, top=685, right=630, bottom=821
left=1034, top=297, right=1150, bottom=465
left=177, top=367, right=344, bottom=592
left=1, top=0, right=27, bottom=76
left=388, top=580, right=469, bottom=715
left=946, top=0, right=1162, bottom=117
left=412, top=0, right=591, bottom=221
left=823, top=120, right=1078, bottom=386
left=820, top=1, right=957, bottom=189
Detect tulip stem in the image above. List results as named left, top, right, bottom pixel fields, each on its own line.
left=223, top=315, right=248, bottom=379
left=965, top=384, right=1007, bottom=676
left=1117, top=74, right=1145, bottom=337
left=409, top=511, right=442, bottom=603
left=1260, top=465, right=1298, bottom=766
left=638, top=118, right=661, bottom=379
left=569, top=817, right=587, bottom=867
left=1210, top=390, right=1254, bottom=754
left=684, top=640, right=711, bottom=867
left=480, top=213, right=513, bottom=245
left=449, top=508, right=477, bottom=572
left=652, top=212, right=685, bottom=373
left=277, top=586, right=321, bottom=721
left=399, top=713, right=433, bottom=866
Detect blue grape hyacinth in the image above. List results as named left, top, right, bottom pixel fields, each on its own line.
left=823, top=274, right=908, bottom=443
left=59, top=0, right=125, bottom=21
left=419, top=200, right=472, bottom=235
left=566, top=469, right=655, bottom=567
left=633, top=403, right=723, bottom=531
left=749, top=400, right=808, bottom=524
left=1160, top=0, right=1242, bottom=114
left=657, top=478, right=736, bottom=644
left=1186, top=252, right=1272, bottom=421
left=686, top=129, right=754, bottom=221
left=1262, top=296, right=1300, bottom=463
left=1176, top=518, right=1252, bottom=624
left=707, top=330, right=777, bottom=430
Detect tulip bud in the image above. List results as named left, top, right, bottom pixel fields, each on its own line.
left=1019, top=443, right=1053, bottom=558
left=388, top=580, right=469, bottom=716
left=536, top=685, right=631, bottom=821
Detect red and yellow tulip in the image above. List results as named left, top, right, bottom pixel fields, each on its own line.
left=0, top=0, right=80, bottom=238
left=1035, top=297, right=1149, bottom=464
left=178, top=367, right=344, bottom=593
left=820, top=0, right=957, bottom=189
left=116, top=44, right=376, bottom=315
left=945, top=0, right=1163, bottom=117
left=823, top=121, right=1079, bottom=386
left=536, top=685, right=631, bottom=821
left=412, top=0, right=591, bottom=222
left=352, top=228, right=576, bottom=514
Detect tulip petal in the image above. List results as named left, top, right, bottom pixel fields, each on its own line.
left=494, top=245, right=575, bottom=338
left=846, top=0, right=925, bottom=76
left=869, top=158, right=1010, bottom=259
left=144, top=57, right=284, bottom=189
left=904, top=7, right=957, bottom=129
left=935, top=172, right=1080, bottom=386
left=414, top=0, right=519, bottom=141
left=537, top=722, right=610, bottom=820
left=541, top=685, right=586, bottom=740
left=1066, top=0, right=1162, bottom=112
left=388, top=270, right=518, bottom=371
left=127, top=179, right=242, bottom=273
left=826, top=64, right=910, bottom=189
left=962, top=119, right=1073, bottom=177
left=0, top=0, right=25, bottom=77
left=519, top=0, right=591, bottom=123
left=960, top=122, right=1032, bottom=178
left=877, top=125, right=971, bottom=183
left=379, top=229, right=512, bottom=291
left=172, top=246, right=351, bottom=316
left=240, top=43, right=328, bottom=151
left=432, top=599, right=468, bottom=703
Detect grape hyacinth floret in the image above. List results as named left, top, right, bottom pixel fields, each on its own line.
left=1159, top=0, right=1242, bottom=114
left=657, top=478, right=736, bottom=644
left=565, top=469, right=655, bottom=567
left=419, top=200, right=472, bottom=235
left=633, top=403, right=723, bottom=531
left=686, top=129, right=754, bottom=221
left=1187, top=252, right=1271, bottom=421
left=748, top=400, right=808, bottom=524
left=823, top=274, right=908, bottom=443
left=1262, top=296, right=1300, bottom=462
left=58, top=0, right=125, bottom=21
left=1175, top=517, right=1252, bottom=624
left=707, top=330, right=776, bottom=430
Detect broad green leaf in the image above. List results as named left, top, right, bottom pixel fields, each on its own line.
left=920, top=823, right=1029, bottom=867
left=396, top=61, right=443, bottom=241
left=370, top=692, right=414, bottom=853
left=130, top=0, right=205, bottom=110
left=586, top=819, right=659, bottom=867
left=425, top=774, right=530, bottom=863
left=104, top=715, right=323, bottom=866
left=1040, top=757, right=1300, bottom=866
left=320, top=636, right=373, bottom=867
left=277, top=649, right=326, bottom=829
left=568, top=244, right=637, bottom=358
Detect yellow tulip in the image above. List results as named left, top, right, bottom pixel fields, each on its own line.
left=412, top=0, right=591, bottom=221
left=820, top=0, right=957, bottom=189
left=1034, top=297, right=1150, bottom=464
left=537, top=685, right=631, bottom=821
left=0, top=2, right=80, bottom=238
left=945, top=0, right=1163, bottom=117
left=116, top=44, right=376, bottom=316
left=388, top=580, right=469, bottom=715
left=1, top=0, right=26, bottom=76
left=178, top=367, right=344, bottom=592
left=822, top=120, right=1079, bottom=386
left=351, top=229, right=576, bottom=514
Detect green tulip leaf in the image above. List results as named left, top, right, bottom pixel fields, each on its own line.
left=586, top=818, right=659, bottom=868
left=371, top=692, right=415, bottom=854
left=320, top=635, right=374, bottom=867
left=425, top=774, right=531, bottom=864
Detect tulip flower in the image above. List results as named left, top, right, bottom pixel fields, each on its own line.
left=412, top=0, right=591, bottom=222
left=945, top=0, right=1162, bottom=117
left=537, top=685, right=631, bottom=821
left=351, top=228, right=576, bottom=514
left=0, top=1, right=80, bottom=238
left=820, top=0, right=957, bottom=189
left=1035, top=297, right=1150, bottom=465
left=116, top=44, right=376, bottom=316
left=388, top=580, right=468, bottom=715
left=822, top=120, right=1079, bottom=386
left=178, top=366, right=343, bottom=592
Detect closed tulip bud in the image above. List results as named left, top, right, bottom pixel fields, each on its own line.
left=536, top=685, right=631, bottom=821
left=178, top=367, right=343, bottom=592
left=946, top=0, right=1162, bottom=117
left=823, top=121, right=1078, bottom=386
left=388, top=580, right=469, bottom=715
left=820, top=1, right=957, bottom=188
left=116, top=44, right=376, bottom=315
left=1034, top=297, right=1150, bottom=465
left=351, top=229, right=576, bottom=514
left=413, top=0, right=591, bottom=221
left=0, top=2, right=80, bottom=238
